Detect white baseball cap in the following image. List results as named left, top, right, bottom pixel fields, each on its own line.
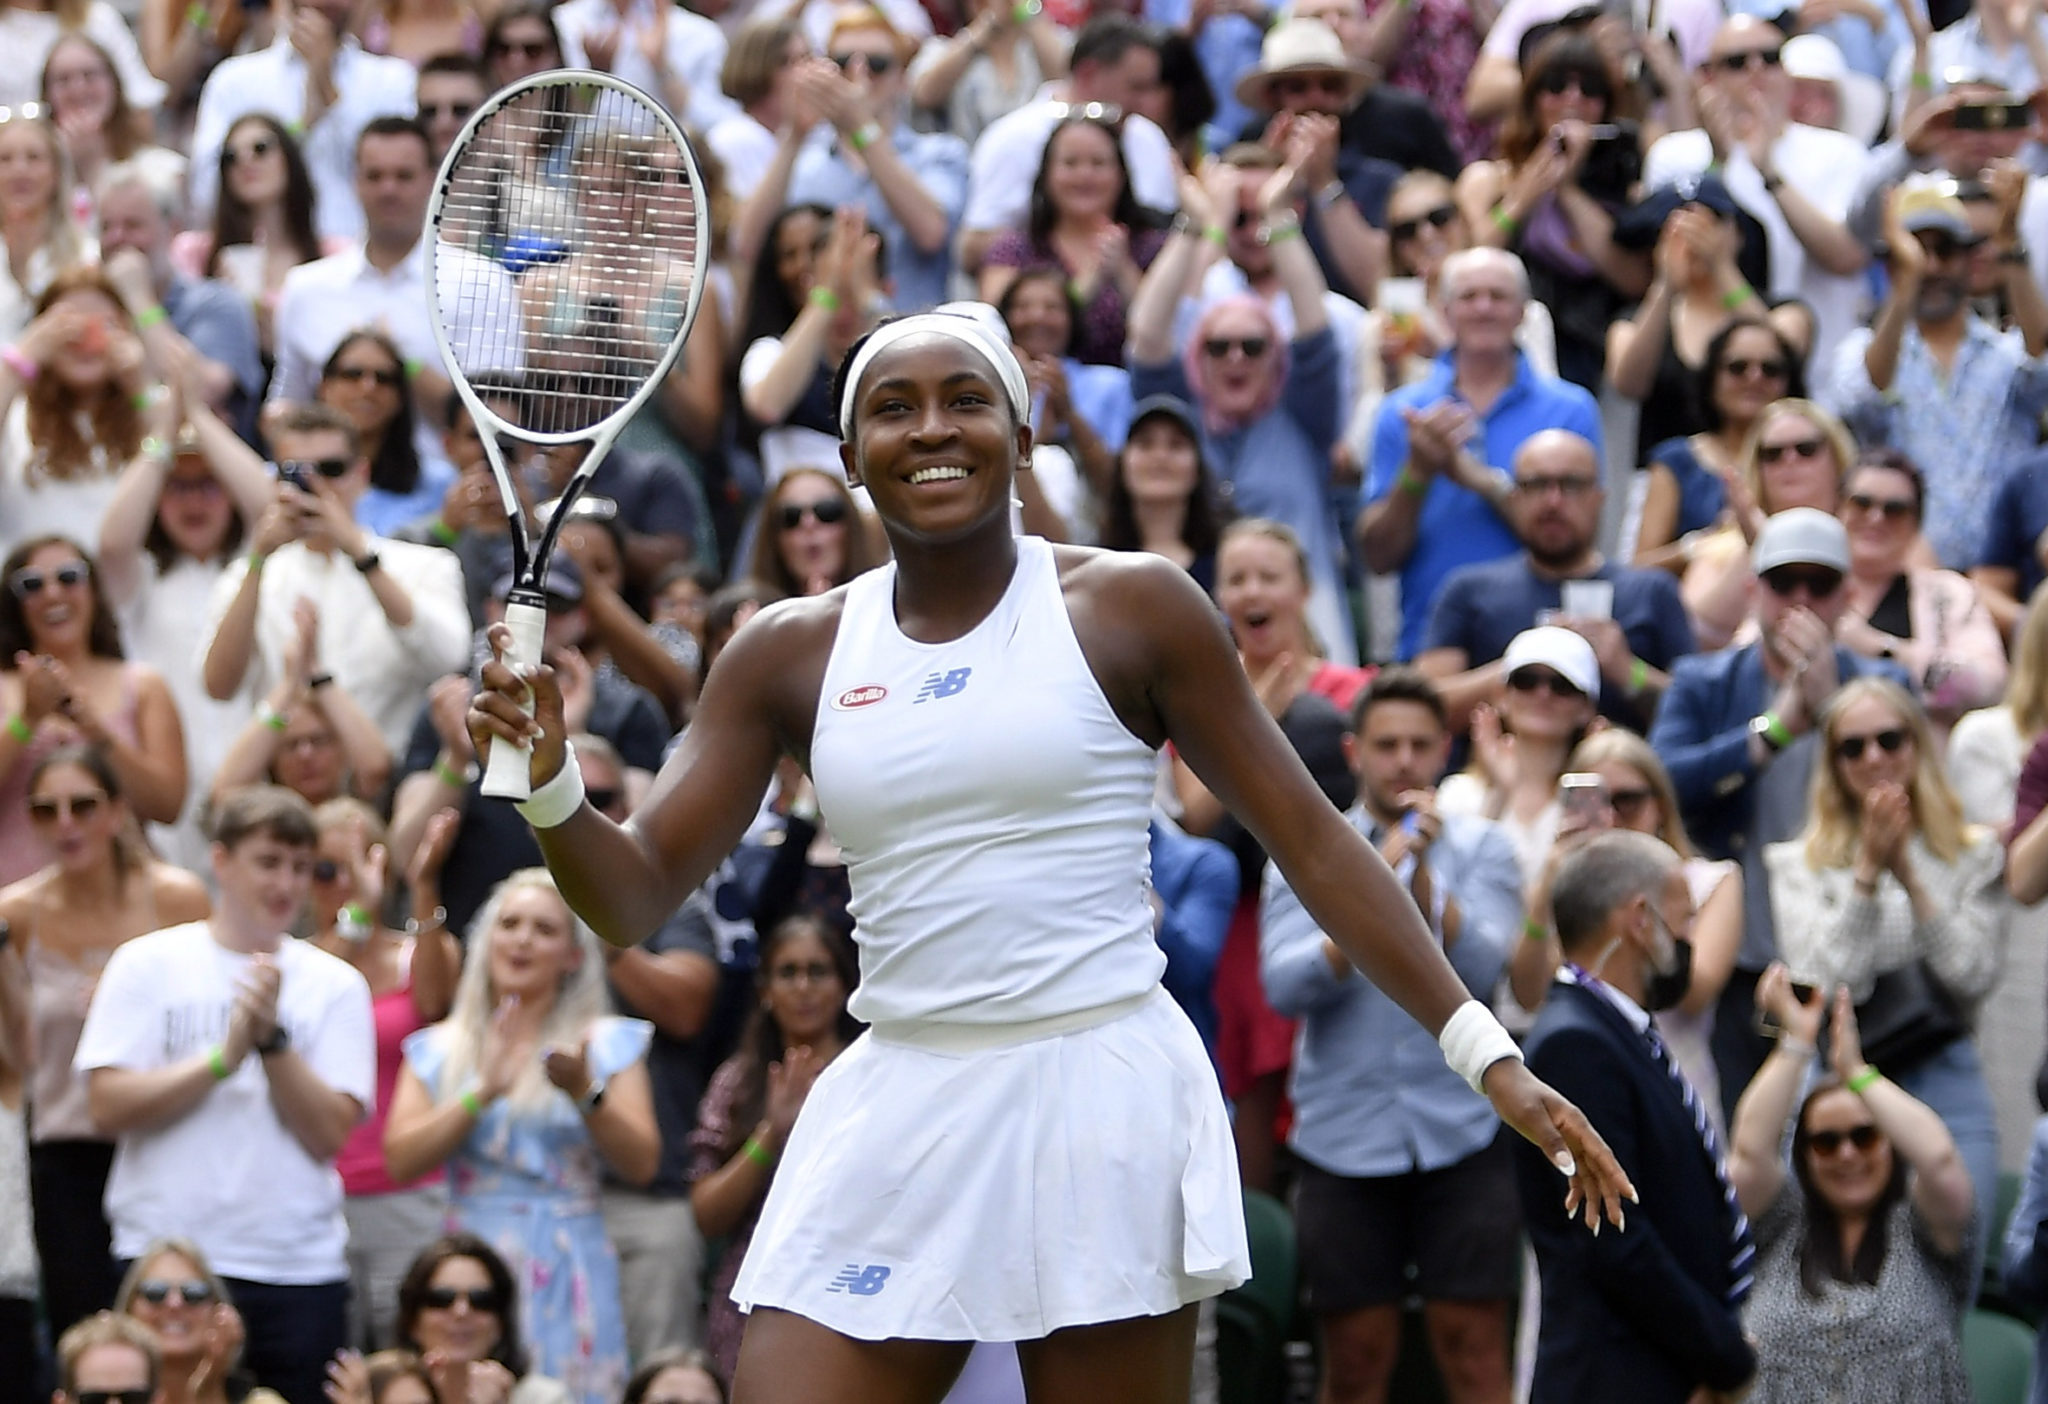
left=1501, top=625, right=1600, bottom=699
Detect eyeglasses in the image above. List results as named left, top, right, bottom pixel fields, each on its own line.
left=1846, top=491, right=1916, bottom=521
left=770, top=960, right=837, bottom=985
left=1723, top=357, right=1789, bottom=380
left=1505, top=669, right=1585, bottom=699
left=1534, top=68, right=1610, bottom=98
left=1512, top=474, right=1598, bottom=498
left=1834, top=727, right=1908, bottom=762
left=1761, top=565, right=1842, bottom=598
left=586, top=786, right=622, bottom=812
left=10, top=561, right=88, bottom=597
left=1807, top=1123, right=1882, bottom=1156
left=419, top=102, right=476, bottom=121
left=490, top=37, right=555, bottom=59
left=421, top=1286, right=502, bottom=1312
left=28, top=792, right=104, bottom=824
left=77, top=1392, right=153, bottom=1404
left=830, top=51, right=896, bottom=75
left=327, top=364, right=400, bottom=387
left=780, top=497, right=848, bottom=530
left=1757, top=438, right=1826, bottom=466
left=1609, top=786, right=1656, bottom=818
left=225, top=137, right=275, bottom=167
left=134, top=1278, right=215, bottom=1306
left=1390, top=205, right=1457, bottom=242
left=1711, top=46, right=1782, bottom=72
left=1202, top=336, right=1270, bottom=360
left=278, top=457, right=352, bottom=479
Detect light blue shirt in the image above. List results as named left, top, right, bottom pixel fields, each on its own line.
left=1260, top=807, right=1519, bottom=1178
left=788, top=122, right=969, bottom=314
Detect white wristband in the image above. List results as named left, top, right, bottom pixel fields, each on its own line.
left=513, top=742, right=584, bottom=829
left=1439, top=999, right=1522, bottom=1095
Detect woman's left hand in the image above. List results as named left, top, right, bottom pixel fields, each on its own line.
left=1483, top=1058, right=1635, bottom=1233
left=542, top=1036, right=594, bottom=1100
left=1829, top=985, right=1868, bottom=1080
left=1863, top=782, right=1913, bottom=873
left=1551, top=118, right=1594, bottom=184
left=323, top=1349, right=370, bottom=1404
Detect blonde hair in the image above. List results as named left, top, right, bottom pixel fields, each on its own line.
left=2006, top=579, right=2048, bottom=740
left=439, top=869, right=609, bottom=1111
left=1567, top=729, right=1697, bottom=860
left=1737, top=399, right=1855, bottom=515
left=825, top=3, right=913, bottom=58
left=1800, top=677, right=1972, bottom=869
left=1217, top=517, right=1327, bottom=659
left=313, top=795, right=388, bottom=848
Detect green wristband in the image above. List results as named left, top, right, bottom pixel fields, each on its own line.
left=1522, top=917, right=1550, bottom=944
left=848, top=121, right=883, bottom=152
left=1721, top=283, right=1755, bottom=310
left=1762, top=712, right=1793, bottom=748
left=1628, top=657, right=1649, bottom=694
left=808, top=285, right=841, bottom=312
left=743, top=1134, right=776, bottom=1166
left=207, top=1045, right=231, bottom=1081
left=1202, top=224, right=1229, bottom=248
left=247, top=549, right=267, bottom=572
left=1845, top=1063, right=1882, bottom=1094
left=429, top=519, right=459, bottom=547
left=4, top=714, right=29, bottom=744
left=1490, top=204, right=1519, bottom=234
left=433, top=758, right=469, bottom=789
left=258, top=703, right=288, bottom=732
left=1396, top=466, right=1429, bottom=497
left=458, top=1086, right=485, bottom=1117
left=185, top=1, right=209, bottom=26
left=1910, top=70, right=1932, bottom=90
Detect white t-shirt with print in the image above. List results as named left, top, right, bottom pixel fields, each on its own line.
left=75, top=922, right=374, bottom=1284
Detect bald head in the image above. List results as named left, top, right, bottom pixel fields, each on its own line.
left=1512, top=430, right=1602, bottom=568
left=1514, top=429, right=1600, bottom=480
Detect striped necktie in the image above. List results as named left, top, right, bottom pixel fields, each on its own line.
left=1643, top=1023, right=1756, bottom=1305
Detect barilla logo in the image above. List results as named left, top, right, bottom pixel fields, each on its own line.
left=833, top=685, right=888, bottom=711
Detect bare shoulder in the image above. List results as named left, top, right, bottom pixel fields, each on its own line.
left=0, top=871, right=48, bottom=925
left=1054, top=545, right=1236, bottom=748
left=1052, top=543, right=1218, bottom=623
left=149, top=862, right=213, bottom=924
left=694, top=588, right=853, bottom=758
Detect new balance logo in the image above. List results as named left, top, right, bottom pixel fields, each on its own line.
left=827, top=1264, right=892, bottom=1295
left=913, top=668, right=972, bottom=703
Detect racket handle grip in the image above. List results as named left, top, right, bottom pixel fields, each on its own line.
left=481, top=597, right=548, bottom=802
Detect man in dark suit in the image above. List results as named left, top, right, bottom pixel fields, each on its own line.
left=1515, top=831, right=1756, bottom=1404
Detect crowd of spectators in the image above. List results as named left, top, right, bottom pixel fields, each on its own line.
left=14, top=0, right=2048, bottom=1399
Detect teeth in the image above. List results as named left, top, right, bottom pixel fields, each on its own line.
left=908, top=466, right=970, bottom=485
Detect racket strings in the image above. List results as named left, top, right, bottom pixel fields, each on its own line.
left=433, top=79, right=701, bottom=438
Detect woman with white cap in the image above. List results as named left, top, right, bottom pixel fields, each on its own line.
left=465, top=307, right=1630, bottom=1404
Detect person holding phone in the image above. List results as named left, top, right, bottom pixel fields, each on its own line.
left=1727, top=968, right=1975, bottom=1404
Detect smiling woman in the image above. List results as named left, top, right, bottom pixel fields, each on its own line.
left=465, top=307, right=1633, bottom=1404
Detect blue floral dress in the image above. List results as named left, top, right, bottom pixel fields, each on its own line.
left=402, top=1017, right=653, bottom=1404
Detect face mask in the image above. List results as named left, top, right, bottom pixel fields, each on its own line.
left=1643, top=909, right=1693, bottom=1013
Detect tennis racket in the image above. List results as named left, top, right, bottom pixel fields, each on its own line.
left=425, top=69, right=708, bottom=799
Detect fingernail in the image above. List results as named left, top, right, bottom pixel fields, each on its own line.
left=1592, top=1218, right=1601, bottom=1238
left=1553, top=1151, right=1576, bottom=1176
left=1625, top=1184, right=1640, bottom=1204
left=1617, top=1209, right=1627, bottom=1233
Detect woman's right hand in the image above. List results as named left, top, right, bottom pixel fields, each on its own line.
left=1755, top=962, right=1825, bottom=1047
left=409, top=807, right=461, bottom=891
left=1856, top=782, right=1912, bottom=879
left=762, top=1042, right=827, bottom=1149
left=816, top=205, right=869, bottom=305
left=13, top=653, right=65, bottom=724
left=1470, top=702, right=1519, bottom=792
left=467, top=622, right=569, bottom=791
left=475, top=994, right=525, bottom=1102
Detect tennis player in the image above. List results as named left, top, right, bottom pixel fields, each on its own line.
left=467, top=308, right=1631, bottom=1404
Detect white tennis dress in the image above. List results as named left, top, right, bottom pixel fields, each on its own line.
left=729, top=536, right=1250, bottom=1341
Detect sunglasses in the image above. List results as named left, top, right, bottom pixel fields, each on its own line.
left=225, top=136, right=275, bottom=167
left=278, top=457, right=352, bottom=480
left=1761, top=565, right=1842, bottom=598
left=830, top=51, right=895, bottom=74
left=1202, top=336, right=1270, bottom=360
left=780, top=497, right=848, bottom=529
left=1834, top=727, right=1908, bottom=762
left=1390, top=205, right=1457, bottom=242
left=422, top=1286, right=502, bottom=1312
left=1505, top=669, right=1585, bottom=699
left=1724, top=357, right=1789, bottom=379
left=1712, top=46, right=1782, bottom=72
left=1807, top=1123, right=1882, bottom=1155
left=419, top=102, right=476, bottom=121
left=586, top=786, right=621, bottom=812
left=1609, top=786, right=1656, bottom=818
left=28, top=792, right=104, bottom=824
left=491, top=37, right=555, bottom=59
left=312, top=858, right=342, bottom=883
left=1535, top=68, right=1610, bottom=98
left=1846, top=491, right=1916, bottom=521
left=77, top=1393, right=153, bottom=1404
left=1757, top=438, right=1825, bottom=465
left=9, top=561, right=88, bottom=597
left=134, top=1277, right=215, bottom=1306
left=327, top=364, right=401, bottom=387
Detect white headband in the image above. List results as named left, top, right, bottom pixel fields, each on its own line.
left=837, top=304, right=1032, bottom=439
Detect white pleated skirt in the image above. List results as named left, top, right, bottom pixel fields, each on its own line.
left=729, top=986, right=1250, bottom=1342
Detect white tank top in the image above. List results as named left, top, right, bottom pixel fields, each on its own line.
left=811, top=536, right=1164, bottom=1027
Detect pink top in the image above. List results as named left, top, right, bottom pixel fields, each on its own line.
left=337, top=968, right=443, bottom=1197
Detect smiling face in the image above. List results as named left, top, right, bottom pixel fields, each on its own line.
left=842, top=333, right=1024, bottom=544
left=1839, top=463, right=1919, bottom=575
left=1196, top=302, right=1279, bottom=425
left=762, top=925, right=849, bottom=1048
left=1713, top=324, right=1793, bottom=427
left=1216, top=530, right=1308, bottom=665
left=124, top=1248, right=214, bottom=1366
left=28, top=759, right=122, bottom=874
left=45, top=287, right=126, bottom=393
left=272, top=702, right=345, bottom=804
left=223, top=117, right=288, bottom=209
left=0, top=117, right=57, bottom=222
left=319, top=337, right=405, bottom=438
left=485, top=884, right=582, bottom=1002
left=1828, top=690, right=1917, bottom=809
left=772, top=208, right=827, bottom=304
left=1442, top=255, right=1525, bottom=356
left=211, top=831, right=314, bottom=936
left=1043, top=120, right=1123, bottom=224
left=44, top=36, right=116, bottom=132
left=1801, top=1086, right=1896, bottom=1220
left=1753, top=409, right=1841, bottom=515
left=1501, top=663, right=1594, bottom=744
left=411, top=1254, right=505, bottom=1364
left=1003, top=271, right=1071, bottom=361
left=1120, top=417, right=1200, bottom=507
left=12, top=540, right=95, bottom=655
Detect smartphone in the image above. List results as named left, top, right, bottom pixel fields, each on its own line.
left=277, top=459, right=311, bottom=491
left=1953, top=101, right=2033, bottom=131
left=1560, top=773, right=1610, bottom=827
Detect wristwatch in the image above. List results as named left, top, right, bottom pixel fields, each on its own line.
left=576, top=1078, right=609, bottom=1114
left=256, top=1024, right=290, bottom=1057
left=352, top=549, right=382, bottom=574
